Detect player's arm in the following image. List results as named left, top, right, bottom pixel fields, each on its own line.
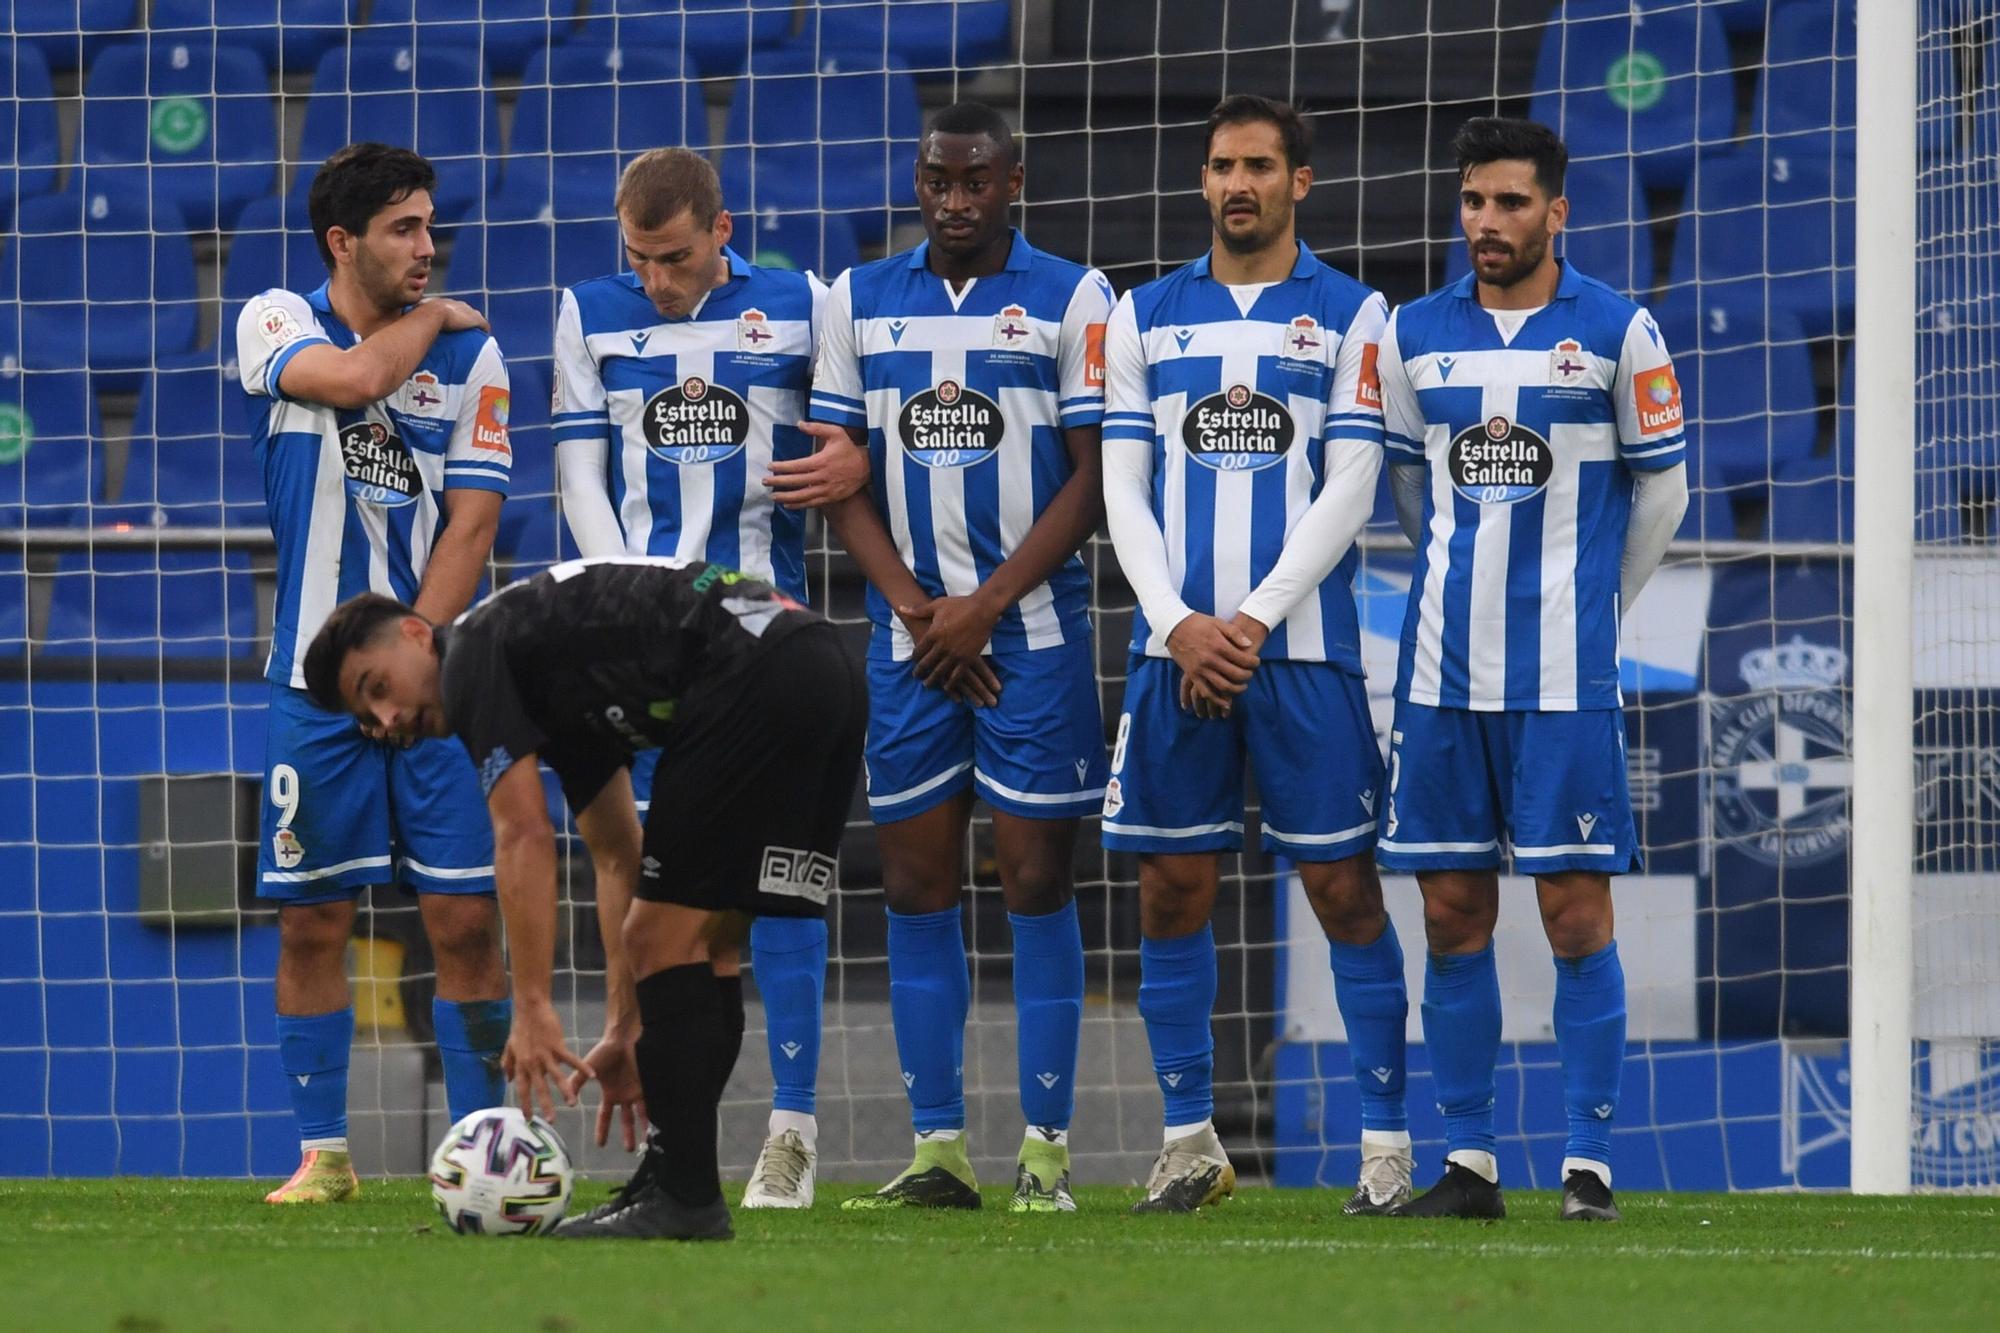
left=551, top=289, right=628, bottom=558
left=1374, top=309, right=1429, bottom=547
left=905, top=271, right=1114, bottom=695
left=567, top=769, right=647, bottom=1150
left=1613, top=309, right=1691, bottom=611
left=413, top=340, right=511, bottom=622
left=1233, top=292, right=1390, bottom=649
left=769, top=270, right=871, bottom=509
left=485, top=756, right=591, bottom=1120
left=1099, top=294, right=1257, bottom=715
left=279, top=298, right=488, bottom=410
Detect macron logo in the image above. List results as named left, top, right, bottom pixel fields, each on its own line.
left=1172, top=328, right=1195, bottom=353
left=1359, top=788, right=1376, bottom=816
left=901, top=1071, right=916, bottom=1089
left=1576, top=813, right=1598, bottom=840
left=631, top=331, right=651, bottom=353
left=1037, top=1072, right=1060, bottom=1089
left=888, top=319, right=908, bottom=345
left=1437, top=355, right=1457, bottom=382
left=1370, top=1067, right=1393, bottom=1084
left=1163, top=1073, right=1183, bottom=1088
left=1593, top=1103, right=1614, bottom=1119
left=294, top=1074, right=311, bottom=1087
left=781, top=1042, right=802, bottom=1060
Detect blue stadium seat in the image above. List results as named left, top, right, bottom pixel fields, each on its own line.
left=1669, top=137, right=1855, bottom=340
left=42, top=549, right=257, bottom=657
left=718, top=45, right=923, bottom=247
left=221, top=193, right=328, bottom=305
left=1765, top=449, right=1851, bottom=543
left=504, top=357, right=555, bottom=503
left=113, top=353, right=268, bottom=529
left=1705, top=0, right=1773, bottom=33
left=76, top=37, right=277, bottom=232
left=1755, top=1, right=1856, bottom=136
left=13, top=193, right=201, bottom=384
left=800, top=1, right=1013, bottom=75
left=0, top=365, right=103, bottom=527
left=296, top=38, right=502, bottom=223
left=1527, top=0, right=1733, bottom=191
left=1658, top=296, right=1818, bottom=488
left=369, top=0, right=582, bottom=78
left=1676, top=451, right=1742, bottom=544
left=442, top=215, right=622, bottom=367
left=1915, top=326, right=2000, bottom=507
left=0, top=0, right=138, bottom=73
left=0, top=553, right=25, bottom=653
left=0, top=39, right=61, bottom=232
left=577, top=0, right=795, bottom=77
left=1444, top=154, right=1652, bottom=298
left=741, top=206, right=862, bottom=280
left=496, top=493, right=579, bottom=583
left=496, top=42, right=706, bottom=222
left=149, top=0, right=356, bottom=76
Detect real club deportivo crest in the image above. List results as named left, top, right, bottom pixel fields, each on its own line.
left=993, top=304, right=1032, bottom=348
left=737, top=307, right=775, bottom=351
left=1280, top=314, right=1322, bottom=360
left=1550, top=337, right=1589, bottom=386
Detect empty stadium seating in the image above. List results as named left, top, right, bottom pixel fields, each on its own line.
left=0, top=0, right=137, bottom=73
left=575, top=0, right=796, bottom=76
left=148, top=0, right=356, bottom=76
left=440, top=214, right=624, bottom=366
left=76, top=36, right=277, bottom=232
left=1658, top=296, right=1818, bottom=489
left=369, top=0, right=583, bottom=79
left=296, top=37, right=502, bottom=223
left=221, top=193, right=328, bottom=305
left=801, top=1, right=1012, bottom=75
left=114, top=353, right=269, bottom=530
left=496, top=42, right=707, bottom=222
left=42, top=549, right=257, bottom=657
left=1528, top=0, right=1734, bottom=192
left=0, top=39, right=61, bottom=232
left=740, top=206, right=862, bottom=279
left=12, top=193, right=201, bottom=386
left=718, top=44, right=923, bottom=245
left=0, top=366, right=104, bottom=527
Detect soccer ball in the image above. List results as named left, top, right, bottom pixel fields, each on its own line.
left=428, top=1106, right=575, bottom=1236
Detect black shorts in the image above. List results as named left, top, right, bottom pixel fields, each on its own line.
left=632, top=624, right=867, bottom=918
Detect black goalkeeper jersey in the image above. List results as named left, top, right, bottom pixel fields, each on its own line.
left=437, top=556, right=821, bottom=793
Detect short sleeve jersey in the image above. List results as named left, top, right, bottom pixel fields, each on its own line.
left=236, top=284, right=512, bottom=689
left=550, top=250, right=824, bottom=601
left=439, top=556, right=821, bottom=794
left=1099, top=242, right=1388, bottom=668
left=1375, top=263, right=1686, bottom=711
left=808, top=229, right=1112, bottom=659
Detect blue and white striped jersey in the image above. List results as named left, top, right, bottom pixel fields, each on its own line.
left=236, top=283, right=512, bottom=689
left=1101, top=242, right=1388, bottom=668
left=1377, top=263, right=1686, bottom=711
left=809, top=230, right=1112, bottom=658
left=551, top=250, right=823, bottom=600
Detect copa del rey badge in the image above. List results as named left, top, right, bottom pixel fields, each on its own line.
left=736, top=307, right=775, bottom=351
left=1550, top=337, right=1589, bottom=386
left=1281, top=314, right=1323, bottom=360
left=993, top=304, right=1031, bottom=348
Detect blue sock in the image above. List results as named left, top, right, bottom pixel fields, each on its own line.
left=1009, top=901, right=1084, bottom=1132
left=886, top=906, right=969, bottom=1133
left=1553, top=941, right=1627, bottom=1169
left=1138, top=926, right=1216, bottom=1128
left=276, top=1008, right=353, bottom=1145
left=750, top=915, right=826, bottom=1116
left=432, top=997, right=510, bottom=1125
left=1329, top=917, right=1409, bottom=1133
left=1421, top=944, right=1501, bottom=1156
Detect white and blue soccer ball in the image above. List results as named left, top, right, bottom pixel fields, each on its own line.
left=429, top=1106, right=574, bottom=1236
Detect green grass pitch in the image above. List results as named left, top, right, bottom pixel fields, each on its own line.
left=10, top=1179, right=1999, bottom=1331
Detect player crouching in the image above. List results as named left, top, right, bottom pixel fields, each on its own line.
left=304, top=557, right=866, bottom=1240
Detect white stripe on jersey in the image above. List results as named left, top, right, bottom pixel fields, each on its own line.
left=290, top=424, right=349, bottom=683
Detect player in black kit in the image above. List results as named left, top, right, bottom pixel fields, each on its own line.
left=302, top=557, right=867, bottom=1240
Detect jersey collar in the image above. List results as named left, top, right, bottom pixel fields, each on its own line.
left=905, top=227, right=1033, bottom=273
left=1451, top=257, right=1584, bottom=301
left=1190, top=239, right=1320, bottom=282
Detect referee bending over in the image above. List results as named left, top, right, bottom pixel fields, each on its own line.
left=304, top=556, right=867, bottom=1240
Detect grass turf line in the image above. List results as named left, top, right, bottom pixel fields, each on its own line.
left=9, top=1180, right=1999, bottom=1331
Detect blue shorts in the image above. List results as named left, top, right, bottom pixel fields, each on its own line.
left=257, top=683, right=495, bottom=904
left=1100, top=655, right=1383, bottom=862
left=1375, top=700, right=1637, bottom=876
left=865, top=638, right=1107, bottom=824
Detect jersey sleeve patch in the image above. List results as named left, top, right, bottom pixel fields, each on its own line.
left=255, top=299, right=304, bottom=347
left=474, top=385, right=512, bottom=455
left=1633, top=365, right=1683, bottom=437
left=1085, top=322, right=1107, bottom=388
left=1355, top=342, right=1382, bottom=409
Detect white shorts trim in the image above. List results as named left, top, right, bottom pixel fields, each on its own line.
left=866, top=759, right=974, bottom=810
left=1261, top=819, right=1376, bottom=846
left=1376, top=837, right=1501, bottom=855
left=262, top=854, right=394, bottom=885
left=1511, top=841, right=1617, bottom=858
left=1101, top=819, right=1246, bottom=839
left=973, top=767, right=1105, bottom=806
left=398, top=858, right=496, bottom=881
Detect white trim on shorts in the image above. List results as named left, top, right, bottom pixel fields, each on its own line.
left=261, top=854, right=394, bottom=885
left=973, top=767, right=1106, bottom=807
left=1101, top=818, right=1246, bottom=839
left=1511, top=841, right=1617, bottom=859
left=1261, top=819, right=1377, bottom=847
left=866, top=760, right=974, bottom=810
left=1375, top=837, right=1502, bottom=856
left=399, top=858, right=496, bottom=881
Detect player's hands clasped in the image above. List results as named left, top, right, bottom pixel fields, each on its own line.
left=568, top=1029, right=647, bottom=1152
left=502, top=997, right=593, bottom=1122
left=419, top=297, right=490, bottom=333
left=765, top=421, right=873, bottom=509
left=1167, top=613, right=1264, bottom=718
left=898, top=593, right=1004, bottom=707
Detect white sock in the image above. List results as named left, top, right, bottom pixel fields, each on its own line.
left=300, top=1137, right=347, bottom=1155
left=916, top=1127, right=964, bottom=1145
left=1163, top=1118, right=1212, bottom=1145
left=1563, top=1156, right=1612, bottom=1188
left=1446, top=1148, right=1499, bottom=1183
left=769, top=1109, right=817, bottom=1152
left=1025, top=1127, right=1069, bottom=1149
left=1361, top=1129, right=1412, bottom=1154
